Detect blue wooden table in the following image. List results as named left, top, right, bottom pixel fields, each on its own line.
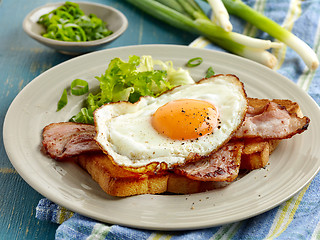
left=0, top=0, right=195, bottom=239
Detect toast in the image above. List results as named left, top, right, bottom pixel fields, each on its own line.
left=77, top=153, right=231, bottom=196
left=77, top=153, right=168, bottom=197
left=77, top=98, right=305, bottom=197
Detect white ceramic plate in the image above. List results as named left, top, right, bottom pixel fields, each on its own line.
left=3, top=45, right=320, bottom=230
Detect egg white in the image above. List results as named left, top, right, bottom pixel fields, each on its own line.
left=94, top=75, right=247, bottom=168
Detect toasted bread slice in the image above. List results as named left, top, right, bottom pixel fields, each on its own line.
left=77, top=153, right=168, bottom=197
left=77, top=153, right=230, bottom=196
left=167, top=173, right=230, bottom=194
left=241, top=139, right=280, bottom=170
left=240, top=98, right=303, bottom=170
left=77, top=143, right=242, bottom=197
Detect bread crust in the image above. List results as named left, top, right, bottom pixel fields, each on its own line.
left=77, top=153, right=168, bottom=196
left=77, top=153, right=229, bottom=196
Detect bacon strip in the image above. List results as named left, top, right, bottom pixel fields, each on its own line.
left=173, top=142, right=243, bottom=182
left=42, top=122, right=101, bottom=160
left=233, top=102, right=309, bottom=139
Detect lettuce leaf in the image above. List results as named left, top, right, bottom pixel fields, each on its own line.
left=70, top=55, right=194, bottom=124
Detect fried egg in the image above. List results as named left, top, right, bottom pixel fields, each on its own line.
left=94, top=74, right=247, bottom=169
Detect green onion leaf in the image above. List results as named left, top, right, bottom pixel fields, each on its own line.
left=38, top=1, right=113, bottom=42
left=205, top=66, right=215, bottom=78
left=187, top=57, right=203, bottom=67
left=71, top=79, right=89, bottom=96
left=57, top=88, right=68, bottom=111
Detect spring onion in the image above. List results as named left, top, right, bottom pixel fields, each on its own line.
left=38, top=1, right=113, bottom=42
left=187, top=57, right=203, bottom=67
left=207, top=0, right=232, bottom=32
left=127, top=0, right=318, bottom=70
left=70, top=79, right=89, bottom=96
left=126, top=0, right=282, bottom=69
left=57, top=89, right=68, bottom=111
left=221, top=0, right=319, bottom=70
left=206, top=66, right=215, bottom=78
left=56, top=79, right=89, bottom=111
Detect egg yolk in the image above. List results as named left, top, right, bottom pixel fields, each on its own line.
left=151, top=99, right=219, bottom=140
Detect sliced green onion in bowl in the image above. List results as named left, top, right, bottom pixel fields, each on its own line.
left=37, top=1, right=113, bottom=42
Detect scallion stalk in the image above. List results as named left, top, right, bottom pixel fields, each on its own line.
left=156, top=0, right=187, bottom=14
left=222, top=0, right=319, bottom=70
left=126, top=0, right=281, bottom=68
left=207, top=0, right=233, bottom=32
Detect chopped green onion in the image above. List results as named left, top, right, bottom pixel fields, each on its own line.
left=70, top=79, right=89, bottom=96
left=57, top=89, right=68, bottom=111
left=205, top=66, right=215, bottom=78
left=187, top=57, right=203, bottom=67
left=38, top=1, right=113, bottom=42
left=56, top=79, right=89, bottom=111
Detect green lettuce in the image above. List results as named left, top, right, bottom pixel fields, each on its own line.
left=70, top=55, right=195, bottom=124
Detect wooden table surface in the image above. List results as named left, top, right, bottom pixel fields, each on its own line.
left=0, top=0, right=196, bottom=239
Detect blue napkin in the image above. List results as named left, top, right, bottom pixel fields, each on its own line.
left=36, top=0, right=320, bottom=239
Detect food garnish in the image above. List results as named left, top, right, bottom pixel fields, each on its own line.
left=38, top=2, right=113, bottom=42
left=56, top=79, right=89, bottom=112
left=205, top=66, right=215, bottom=78
left=60, top=55, right=195, bottom=124
left=186, top=57, right=203, bottom=67
left=57, top=89, right=68, bottom=111
left=70, top=79, right=89, bottom=96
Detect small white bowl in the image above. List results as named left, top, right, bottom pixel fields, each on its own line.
left=23, top=2, right=128, bottom=55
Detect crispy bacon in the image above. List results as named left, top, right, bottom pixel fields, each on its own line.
left=233, top=102, right=310, bottom=139
left=42, top=122, right=101, bottom=160
left=173, top=142, right=243, bottom=182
